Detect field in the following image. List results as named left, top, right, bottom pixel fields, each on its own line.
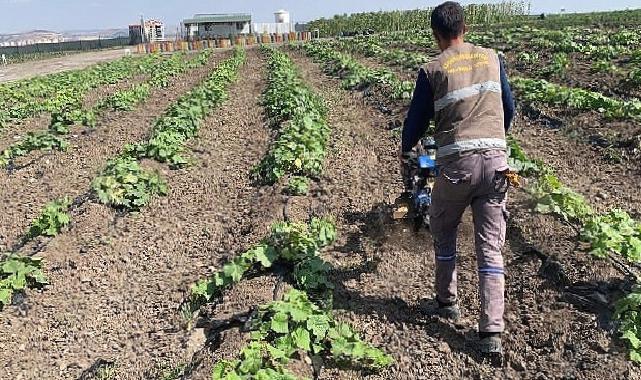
left=1, top=5, right=641, bottom=380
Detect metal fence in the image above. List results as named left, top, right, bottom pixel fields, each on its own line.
left=0, top=37, right=130, bottom=57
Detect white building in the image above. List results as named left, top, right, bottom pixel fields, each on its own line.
left=144, top=19, right=165, bottom=42
left=252, top=10, right=294, bottom=34
left=183, top=14, right=252, bottom=39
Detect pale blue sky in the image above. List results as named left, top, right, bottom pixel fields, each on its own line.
left=0, top=0, right=639, bottom=34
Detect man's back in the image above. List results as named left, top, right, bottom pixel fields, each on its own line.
left=423, top=42, right=506, bottom=158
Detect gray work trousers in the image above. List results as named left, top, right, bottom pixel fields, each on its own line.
left=429, top=149, right=509, bottom=333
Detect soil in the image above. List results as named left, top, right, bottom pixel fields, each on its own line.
left=505, top=51, right=641, bottom=100
left=0, top=48, right=278, bottom=379
left=155, top=51, right=641, bottom=380
left=0, top=49, right=130, bottom=83
left=1, top=44, right=641, bottom=380
left=0, top=73, right=149, bottom=150
left=0, top=52, right=228, bottom=252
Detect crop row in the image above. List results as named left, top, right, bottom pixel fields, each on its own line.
left=0, top=49, right=246, bottom=312
left=512, top=77, right=641, bottom=119
left=253, top=46, right=330, bottom=194
left=0, top=50, right=214, bottom=169
left=302, top=41, right=414, bottom=100
left=0, top=54, right=160, bottom=129
left=328, top=37, right=433, bottom=70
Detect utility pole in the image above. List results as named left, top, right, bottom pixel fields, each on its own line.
left=140, top=14, right=146, bottom=44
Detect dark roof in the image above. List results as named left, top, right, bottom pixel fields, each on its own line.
left=183, top=13, right=251, bottom=24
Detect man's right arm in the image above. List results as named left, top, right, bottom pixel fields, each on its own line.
left=402, top=68, right=435, bottom=153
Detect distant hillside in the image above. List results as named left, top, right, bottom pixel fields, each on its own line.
left=62, top=28, right=129, bottom=40
left=0, top=30, right=63, bottom=46
left=0, top=28, right=128, bottom=44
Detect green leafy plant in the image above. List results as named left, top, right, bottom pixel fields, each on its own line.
left=516, top=51, right=540, bottom=65
left=580, top=210, right=641, bottom=261
left=91, top=155, right=167, bottom=211
left=286, top=176, right=310, bottom=196
left=0, top=255, right=48, bottom=308
left=212, top=341, right=299, bottom=380
left=507, top=136, right=545, bottom=176
left=529, top=173, right=594, bottom=225
left=213, top=290, right=393, bottom=379
left=0, top=131, right=69, bottom=168
left=614, top=286, right=641, bottom=363
left=591, top=60, right=617, bottom=73
left=186, top=218, right=337, bottom=317
left=27, top=197, right=72, bottom=239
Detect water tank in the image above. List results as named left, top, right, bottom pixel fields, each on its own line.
left=274, top=9, right=290, bottom=24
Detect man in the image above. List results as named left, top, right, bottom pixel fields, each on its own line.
left=401, top=1, right=515, bottom=354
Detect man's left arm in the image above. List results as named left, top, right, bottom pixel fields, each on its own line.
left=402, top=68, right=435, bottom=153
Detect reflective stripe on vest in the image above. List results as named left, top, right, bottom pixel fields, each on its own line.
left=436, top=138, right=506, bottom=158
left=434, top=80, right=502, bottom=112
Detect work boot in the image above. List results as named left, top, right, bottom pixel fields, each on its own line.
left=420, top=299, right=461, bottom=321
left=479, top=332, right=503, bottom=354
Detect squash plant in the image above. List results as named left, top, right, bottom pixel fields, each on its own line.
left=0, top=255, right=48, bottom=308
left=213, top=290, right=392, bottom=379
left=91, top=155, right=167, bottom=211
left=27, top=197, right=72, bottom=239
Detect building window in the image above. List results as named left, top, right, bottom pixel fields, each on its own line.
left=236, top=22, right=244, bottom=30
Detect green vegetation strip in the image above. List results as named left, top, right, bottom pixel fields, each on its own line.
left=0, top=54, right=156, bottom=129
left=94, top=47, right=246, bottom=210
left=509, top=138, right=641, bottom=362
left=253, top=46, right=330, bottom=191
left=302, top=41, right=414, bottom=100
left=512, top=77, right=641, bottom=120
left=184, top=218, right=392, bottom=378
left=0, top=50, right=215, bottom=169
left=307, top=3, right=527, bottom=36
left=330, top=38, right=432, bottom=70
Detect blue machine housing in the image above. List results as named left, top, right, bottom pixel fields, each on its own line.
left=418, top=155, right=436, bottom=170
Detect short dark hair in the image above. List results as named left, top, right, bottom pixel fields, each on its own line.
left=430, top=1, right=466, bottom=40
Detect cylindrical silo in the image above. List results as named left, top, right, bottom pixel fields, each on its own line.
left=274, top=9, right=290, bottom=24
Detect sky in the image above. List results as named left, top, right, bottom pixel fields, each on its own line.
left=0, top=0, right=639, bottom=34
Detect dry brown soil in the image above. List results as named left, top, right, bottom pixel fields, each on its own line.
left=0, top=49, right=130, bottom=83
left=1, top=46, right=641, bottom=380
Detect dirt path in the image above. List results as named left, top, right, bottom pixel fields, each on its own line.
left=0, top=49, right=281, bottom=379
left=280, top=52, right=639, bottom=379
left=0, top=49, right=129, bottom=83
left=0, top=53, right=227, bottom=252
